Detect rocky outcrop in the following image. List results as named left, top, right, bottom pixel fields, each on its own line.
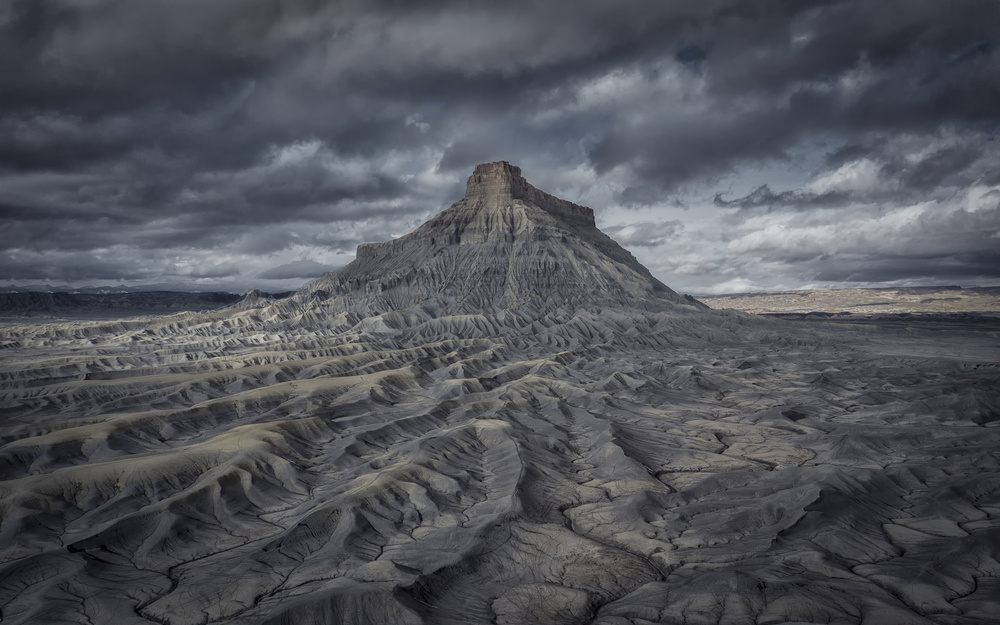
left=233, top=288, right=276, bottom=310
left=463, top=161, right=596, bottom=228
left=303, top=162, right=695, bottom=315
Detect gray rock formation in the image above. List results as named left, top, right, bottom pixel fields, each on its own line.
left=294, top=162, right=693, bottom=316
left=0, top=163, right=998, bottom=625
left=233, top=289, right=278, bottom=310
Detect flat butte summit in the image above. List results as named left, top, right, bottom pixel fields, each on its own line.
left=1, top=162, right=999, bottom=625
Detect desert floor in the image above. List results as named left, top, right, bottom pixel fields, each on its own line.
left=1, top=298, right=998, bottom=624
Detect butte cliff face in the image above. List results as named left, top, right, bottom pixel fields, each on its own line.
left=0, top=164, right=998, bottom=625
left=295, top=162, right=694, bottom=315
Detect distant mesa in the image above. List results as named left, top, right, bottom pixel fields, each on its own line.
left=0, top=290, right=247, bottom=317
left=0, top=289, right=297, bottom=318
left=295, top=162, right=703, bottom=315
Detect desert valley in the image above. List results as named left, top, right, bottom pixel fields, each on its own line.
left=1, top=163, right=998, bottom=625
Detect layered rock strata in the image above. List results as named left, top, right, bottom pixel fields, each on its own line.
left=298, top=162, right=689, bottom=316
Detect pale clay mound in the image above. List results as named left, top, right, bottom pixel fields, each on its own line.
left=0, top=162, right=998, bottom=625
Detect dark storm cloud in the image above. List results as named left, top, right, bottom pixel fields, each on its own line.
left=587, top=2, right=1000, bottom=197
left=0, top=253, right=152, bottom=282
left=1, top=0, right=998, bottom=289
left=717, top=188, right=1000, bottom=289
left=714, top=185, right=852, bottom=211
left=603, top=221, right=683, bottom=247
left=813, top=251, right=1000, bottom=283
left=257, top=259, right=341, bottom=280
left=716, top=127, right=1000, bottom=214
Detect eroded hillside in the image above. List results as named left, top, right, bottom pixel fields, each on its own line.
left=1, top=163, right=998, bottom=625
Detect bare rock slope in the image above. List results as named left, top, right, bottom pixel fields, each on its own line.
left=290, top=161, right=694, bottom=316
left=0, top=163, right=998, bottom=625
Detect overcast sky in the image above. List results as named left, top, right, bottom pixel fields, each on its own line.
left=2, top=0, right=998, bottom=295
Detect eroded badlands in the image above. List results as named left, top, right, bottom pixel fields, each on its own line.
left=1, top=163, right=998, bottom=624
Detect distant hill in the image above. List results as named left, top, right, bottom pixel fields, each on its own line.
left=700, top=285, right=1000, bottom=315
left=0, top=290, right=293, bottom=318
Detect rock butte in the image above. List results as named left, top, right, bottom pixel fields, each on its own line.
left=0, top=162, right=998, bottom=625
left=294, top=161, right=691, bottom=316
